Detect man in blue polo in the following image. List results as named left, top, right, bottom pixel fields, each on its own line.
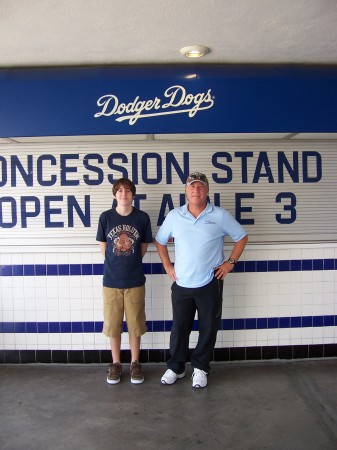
left=155, top=172, right=248, bottom=388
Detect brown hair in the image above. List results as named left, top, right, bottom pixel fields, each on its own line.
left=112, top=178, right=136, bottom=197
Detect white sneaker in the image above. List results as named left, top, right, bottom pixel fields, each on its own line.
left=192, top=368, right=208, bottom=388
left=161, top=369, right=185, bottom=385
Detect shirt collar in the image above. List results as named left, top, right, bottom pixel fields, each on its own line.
left=181, top=202, right=213, bottom=216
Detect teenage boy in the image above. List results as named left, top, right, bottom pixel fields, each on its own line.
left=96, top=178, right=153, bottom=384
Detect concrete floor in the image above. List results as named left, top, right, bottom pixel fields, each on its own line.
left=1, top=359, right=337, bottom=450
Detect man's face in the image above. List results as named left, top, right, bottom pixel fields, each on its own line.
left=185, top=181, right=209, bottom=206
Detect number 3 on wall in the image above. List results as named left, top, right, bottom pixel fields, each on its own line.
left=275, top=192, right=297, bottom=224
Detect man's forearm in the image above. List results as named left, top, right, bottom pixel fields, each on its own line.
left=229, top=235, right=248, bottom=261
left=155, top=240, right=171, bottom=266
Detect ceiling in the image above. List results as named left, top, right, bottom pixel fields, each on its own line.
left=1, top=0, right=337, bottom=67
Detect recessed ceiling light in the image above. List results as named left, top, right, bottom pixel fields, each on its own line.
left=180, top=45, right=210, bottom=58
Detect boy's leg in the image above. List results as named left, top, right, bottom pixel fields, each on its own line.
left=124, top=286, right=146, bottom=384
left=110, top=335, right=122, bottom=363
left=124, top=285, right=147, bottom=343
left=129, top=335, right=144, bottom=384
left=103, top=287, right=124, bottom=384
left=107, top=335, right=123, bottom=384
left=129, top=335, right=141, bottom=362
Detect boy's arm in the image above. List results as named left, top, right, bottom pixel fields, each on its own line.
left=99, top=242, right=107, bottom=256
left=141, top=242, right=148, bottom=258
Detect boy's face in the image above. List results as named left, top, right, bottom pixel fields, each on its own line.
left=114, top=185, right=134, bottom=207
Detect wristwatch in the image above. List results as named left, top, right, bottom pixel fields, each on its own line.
left=227, top=258, right=236, bottom=265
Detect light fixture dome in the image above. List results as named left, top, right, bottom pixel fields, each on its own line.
left=180, top=45, right=210, bottom=58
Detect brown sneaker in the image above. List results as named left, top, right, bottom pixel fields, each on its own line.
left=107, top=363, right=122, bottom=385
left=130, top=361, right=144, bottom=384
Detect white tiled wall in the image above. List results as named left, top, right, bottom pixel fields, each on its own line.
left=1, top=244, right=337, bottom=352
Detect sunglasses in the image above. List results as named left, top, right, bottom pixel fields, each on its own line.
left=186, top=172, right=209, bottom=186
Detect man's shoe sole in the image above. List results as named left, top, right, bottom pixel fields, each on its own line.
left=192, top=382, right=207, bottom=389
left=161, top=372, right=186, bottom=385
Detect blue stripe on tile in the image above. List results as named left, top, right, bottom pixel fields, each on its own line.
left=70, top=264, right=81, bottom=275
left=291, top=316, right=302, bottom=328
left=72, top=322, right=83, bottom=332
left=49, top=322, right=60, bottom=333
left=83, top=322, right=95, bottom=332
left=81, top=264, right=93, bottom=275
left=93, top=264, right=104, bottom=275
left=313, top=259, right=324, bottom=270
left=1, top=315, right=335, bottom=333
left=1, top=265, right=13, bottom=276
left=14, top=322, right=26, bottom=333
left=245, top=318, right=257, bottom=329
left=268, top=317, right=278, bottom=328
left=279, top=317, right=290, bottom=328
left=244, top=261, right=256, bottom=272
left=37, top=322, right=48, bottom=333
left=324, top=315, right=335, bottom=326
left=324, top=259, right=335, bottom=270
left=234, top=319, right=245, bottom=330
left=257, top=318, right=268, bottom=329
left=36, top=265, right=47, bottom=276
left=302, top=260, right=313, bottom=270
left=26, top=322, right=38, bottom=333
left=12, top=265, right=23, bottom=276
left=59, top=264, right=70, bottom=275
left=313, top=316, right=324, bottom=327
left=23, top=265, right=35, bottom=276
left=268, top=260, right=279, bottom=272
left=47, top=265, right=58, bottom=276
left=256, top=260, right=268, bottom=272
left=302, top=316, right=313, bottom=327
left=279, top=260, right=290, bottom=271
left=2, top=322, right=15, bottom=332
left=223, top=319, right=234, bottom=330
left=290, top=260, right=302, bottom=271
left=1, top=259, right=336, bottom=277
left=60, top=322, right=71, bottom=333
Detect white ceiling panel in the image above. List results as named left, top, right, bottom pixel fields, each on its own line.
left=1, top=0, right=337, bottom=67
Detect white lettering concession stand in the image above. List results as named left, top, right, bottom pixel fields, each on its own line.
left=0, top=64, right=336, bottom=363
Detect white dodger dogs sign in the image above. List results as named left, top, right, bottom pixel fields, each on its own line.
left=94, top=85, right=214, bottom=125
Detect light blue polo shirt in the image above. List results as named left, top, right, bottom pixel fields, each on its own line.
left=155, top=203, right=247, bottom=288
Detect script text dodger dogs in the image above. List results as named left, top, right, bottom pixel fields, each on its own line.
left=94, top=85, right=214, bottom=125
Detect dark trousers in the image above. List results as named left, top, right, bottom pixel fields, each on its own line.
left=167, top=277, right=223, bottom=374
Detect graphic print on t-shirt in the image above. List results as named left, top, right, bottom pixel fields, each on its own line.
left=107, top=224, right=140, bottom=256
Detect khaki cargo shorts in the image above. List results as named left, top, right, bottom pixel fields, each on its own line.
left=102, top=285, right=147, bottom=337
